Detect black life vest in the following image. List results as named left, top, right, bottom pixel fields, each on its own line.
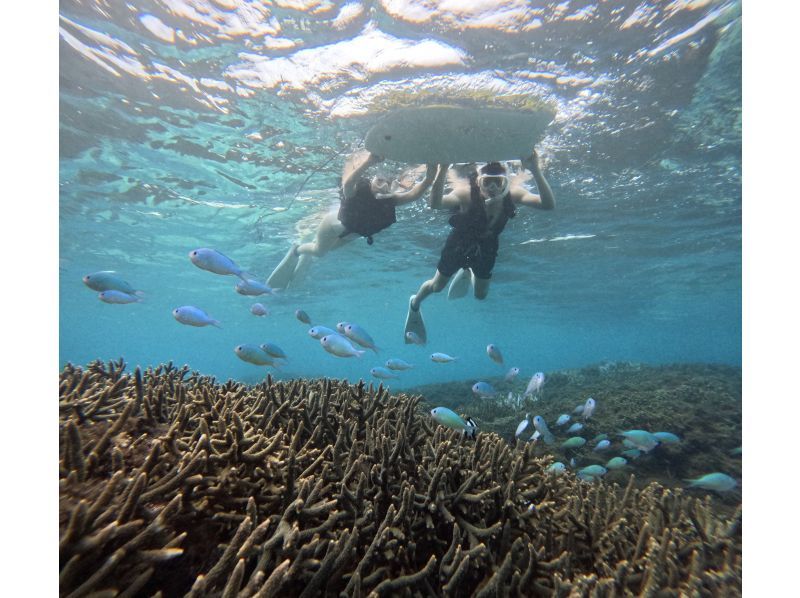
left=448, top=172, right=516, bottom=238
left=337, top=178, right=397, bottom=245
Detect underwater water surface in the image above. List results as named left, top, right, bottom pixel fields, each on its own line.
left=59, top=0, right=742, bottom=390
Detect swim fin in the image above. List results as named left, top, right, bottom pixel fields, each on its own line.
left=404, top=295, right=427, bottom=345
left=267, top=245, right=300, bottom=289
left=447, top=268, right=471, bottom=300
left=289, top=254, right=313, bottom=287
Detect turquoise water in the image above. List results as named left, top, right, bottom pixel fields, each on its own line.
left=59, top=0, right=741, bottom=390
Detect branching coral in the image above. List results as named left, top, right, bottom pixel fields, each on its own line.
left=59, top=359, right=741, bottom=596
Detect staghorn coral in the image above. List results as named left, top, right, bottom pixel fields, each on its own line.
left=60, top=359, right=741, bottom=596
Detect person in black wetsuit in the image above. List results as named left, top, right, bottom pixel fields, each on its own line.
left=268, top=151, right=436, bottom=289
left=403, top=152, right=555, bottom=344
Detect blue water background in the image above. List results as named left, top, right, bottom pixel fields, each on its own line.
left=59, top=0, right=741, bottom=390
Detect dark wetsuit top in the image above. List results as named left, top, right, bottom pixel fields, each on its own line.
left=437, top=173, right=516, bottom=279
left=337, top=178, right=396, bottom=245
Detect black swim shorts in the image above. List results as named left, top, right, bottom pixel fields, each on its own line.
left=437, top=233, right=499, bottom=279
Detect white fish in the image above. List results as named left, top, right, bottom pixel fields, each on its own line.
left=385, top=358, right=414, bottom=370
left=250, top=303, right=269, bottom=316
left=486, top=344, right=503, bottom=365
left=472, top=382, right=497, bottom=398
left=504, top=366, right=520, bottom=381
left=235, top=279, right=276, bottom=296
left=619, top=430, right=660, bottom=453
left=566, top=422, right=584, bottom=434
left=653, top=432, right=681, bottom=444
left=430, top=407, right=478, bottom=439
left=320, top=334, right=364, bottom=358
left=555, top=414, right=571, bottom=426
left=234, top=344, right=277, bottom=366
left=685, top=472, right=737, bottom=492
left=405, top=331, right=425, bottom=345
left=189, top=248, right=249, bottom=280
left=98, top=290, right=142, bottom=304
left=572, top=404, right=586, bottom=415
left=344, top=323, right=380, bottom=353
left=515, top=415, right=531, bottom=439
left=260, top=342, right=287, bottom=360
left=524, top=372, right=545, bottom=396
left=172, top=306, right=221, bottom=328
left=308, top=326, right=336, bottom=339
left=532, top=415, right=555, bottom=445
left=83, top=271, right=142, bottom=295
left=593, top=440, right=611, bottom=452
left=529, top=429, right=541, bottom=442
left=336, top=321, right=349, bottom=333
left=582, top=397, right=596, bottom=419
left=430, top=353, right=458, bottom=363
left=370, top=367, right=399, bottom=379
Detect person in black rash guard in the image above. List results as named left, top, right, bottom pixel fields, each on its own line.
left=268, top=151, right=436, bottom=289
left=403, top=152, right=555, bottom=344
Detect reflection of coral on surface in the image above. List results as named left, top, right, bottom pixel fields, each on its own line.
left=60, top=359, right=741, bottom=596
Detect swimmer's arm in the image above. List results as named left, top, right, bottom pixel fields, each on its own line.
left=342, top=152, right=382, bottom=198
left=392, top=164, right=438, bottom=206
left=516, top=150, right=555, bottom=209
left=428, top=164, right=463, bottom=210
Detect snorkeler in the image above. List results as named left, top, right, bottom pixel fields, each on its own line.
left=404, top=151, right=555, bottom=344
left=268, top=151, right=437, bottom=289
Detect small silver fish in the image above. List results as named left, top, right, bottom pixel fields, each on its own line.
left=532, top=416, right=555, bottom=445
left=555, top=414, right=571, bottom=426
left=320, top=334, right=364, bottom=358
left=308, top=325, right=336, bottom=339
left=486, top=344, right=503, bottom=365
left=173, top=305, right=221, bottom=328
left=504, top=366, right=520, bottom=381
left=250, top=303, right=269, bottom=316
left=685, top=472, right=737, bottom=492
left=235, top=344, right=278, bottom=366
left=235, top=279, right=276, bottom=296
left=593, top=440, right=611, bottom=452
left=385, top=358, right=414, bottom=370
left=472, top=381, right=497, bottom=398
left=189, top=248, right=248, bottom=280
left=524, top=372, right=545, bottom=396
left=344, top=323, right=380, bottom=353
left=260, top=342, right=287, bottom=360
left=98, top=290, right=142, bottom=304
left=405, top=331, right=425, bottom=345
left=430, top=352, right=457, bottom=363
left=296, top=309, right=312, bottom=325
left=515, top=415, right=531, bottom=439
left=83, top=271, right=141, bottom=295
left=582, top=397, right=596, bottom=419
left=370, top=367, right=399, bottom=379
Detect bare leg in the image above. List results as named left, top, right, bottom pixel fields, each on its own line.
left=269, top=212, right=352, bottom=289
left=297, top=211, right=352, bottom=257
left=473, top=276, right=491, bottom=300
left=411, top=271, right=451, bottom=310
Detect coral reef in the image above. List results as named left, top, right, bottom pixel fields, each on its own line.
left=60, top=359, right=741, bottom=596
left=410, top=362, right=742, bottom=505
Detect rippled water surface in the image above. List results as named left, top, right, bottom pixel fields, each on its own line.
left=59, top=0, right=741, bottom=388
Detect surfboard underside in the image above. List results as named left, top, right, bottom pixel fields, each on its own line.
left=365, top=106, right=554, bottom=163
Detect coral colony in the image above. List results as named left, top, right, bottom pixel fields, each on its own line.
left=60, top=359, right=741, bottom=595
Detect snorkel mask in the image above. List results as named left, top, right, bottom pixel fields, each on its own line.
left=478, top=162, right=509, bottom=198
